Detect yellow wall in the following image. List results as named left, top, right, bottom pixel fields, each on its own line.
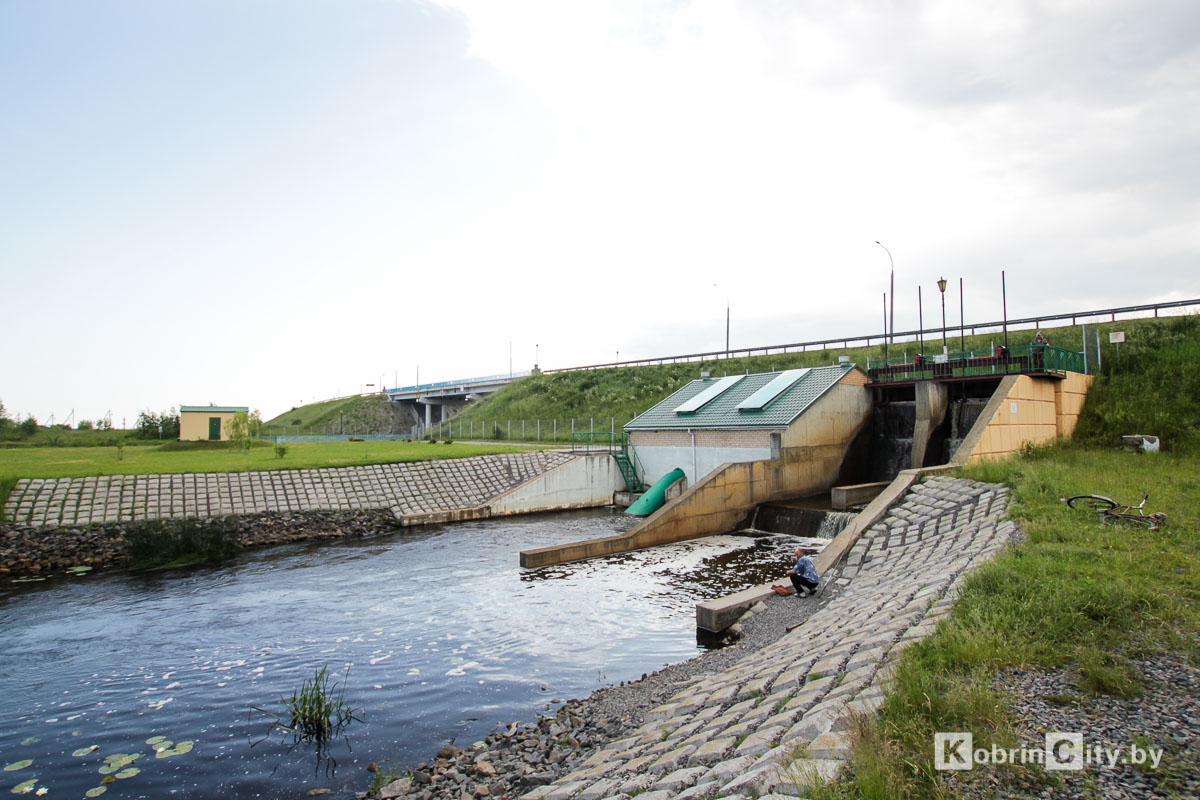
left=780, top=378, right=874, bottom=449
left=966, top=373, right=1093, bottom=463
left=180, top=410, right=242, bottom=441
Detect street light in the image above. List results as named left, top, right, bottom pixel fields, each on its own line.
left=937, top=277, right=948, bottom=349
left=875, top=242, right=894, bottom=347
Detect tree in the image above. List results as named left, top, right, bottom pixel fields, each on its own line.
left=20, top=416, right=38, bottom=437
left=224, top=411, right=252, bottom=453
left=135, top=408, right=181, bottom=439
left=77, top=419, right=94, bottom=430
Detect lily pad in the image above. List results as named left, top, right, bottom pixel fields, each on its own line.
left=73, top=746, right=99, bottom=757
left=115, top=768, right=139, bottom=779
left=151, top=740, right=172, bottom=753
left=10, top=778, right=37, bottom=794
left=2, top=762, right=31, bottom=773
left=100, top=776, right=115, bottom=786
left=145, top=736, right=166, bottom=745
left=85, top=787, right=106, bottom=798
left=18, top=739, right=38, bottom=747
left=154, top=741, right=193, bottom=759
left=10, top=577, right=46, bottom=584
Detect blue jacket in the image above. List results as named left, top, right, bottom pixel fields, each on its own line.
left=792, top=556, right=818, bottom=583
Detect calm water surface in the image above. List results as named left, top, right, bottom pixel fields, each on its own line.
left=0, top=509, right=809, bottom=799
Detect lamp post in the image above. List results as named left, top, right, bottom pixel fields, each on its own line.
left=875, top=241, right=894, bottom=348
left=937, top=277, right=947, bottom=349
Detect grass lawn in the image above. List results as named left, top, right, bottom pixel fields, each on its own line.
left=0, top=440, right=555, bottom=519
left=821, top=444, right=1200, bottom=799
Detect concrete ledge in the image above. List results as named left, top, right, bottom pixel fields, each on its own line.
left=697, top=583, right=779, bottom=634
left=830, top=481, right=890, bottom=509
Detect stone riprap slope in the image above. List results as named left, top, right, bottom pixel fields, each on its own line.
left=3, top=451, right=576, bottom=528
left=525, top=476, right=1013, bottom=800
left=378, top=476, right=1014, bottom=800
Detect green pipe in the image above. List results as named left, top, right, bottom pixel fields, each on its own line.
left=624, top=467, right=686, bottom=516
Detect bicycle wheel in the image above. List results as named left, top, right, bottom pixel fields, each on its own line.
left=1066, top=495, right=1117, bottom=511
left=1101, top=513, right=1155, bottom=529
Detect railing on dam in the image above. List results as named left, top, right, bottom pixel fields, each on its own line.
left=866, top=344, right=1085, bottom=383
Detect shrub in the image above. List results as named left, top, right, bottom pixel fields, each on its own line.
left=274, top=443, right=289, bottom=459
left=124, top=518, right=242, bottom=569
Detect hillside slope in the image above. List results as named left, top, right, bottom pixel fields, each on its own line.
left=263, top=394, right=405, bottom=435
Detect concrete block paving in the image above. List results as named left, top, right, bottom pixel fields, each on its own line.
left=4, top=452, right=576, bottom=528
left=522, top=475, right=1015, bottom=800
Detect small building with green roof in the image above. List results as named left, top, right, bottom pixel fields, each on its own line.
left=625, top=364, right=871, bottom=487
left=180, top=404, right=250, bottom=441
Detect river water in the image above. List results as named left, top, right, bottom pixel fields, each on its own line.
left=0, top=509, right=814, bottom=799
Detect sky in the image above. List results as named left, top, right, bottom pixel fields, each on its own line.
left=2, top=0, right=1198, bottom=426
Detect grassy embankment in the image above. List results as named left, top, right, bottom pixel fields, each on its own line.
left=811, top=313, right=1200, bottom=799
left=0, top=441, right=546, bottom=522
left=429, top=316, right=1166, bottom=441
left=259, top=394, right=393, bottom=436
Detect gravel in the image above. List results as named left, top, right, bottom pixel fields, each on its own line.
left=946, top=651, right=1200, bottom=800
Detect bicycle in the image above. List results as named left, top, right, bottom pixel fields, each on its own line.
left=1061, top=493, right=1168, bottom=529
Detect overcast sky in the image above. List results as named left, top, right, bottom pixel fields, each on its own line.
left=2, top=0, right=1198, bottom=426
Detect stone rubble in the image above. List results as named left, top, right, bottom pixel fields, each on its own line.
left=373, top=475, right=1018, bottom=800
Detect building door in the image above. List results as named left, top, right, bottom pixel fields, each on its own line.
left=208, top=417, right=221, bottom=441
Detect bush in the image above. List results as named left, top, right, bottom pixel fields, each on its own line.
left=124, top=518, right=242, bottom=569
left=274, top=443, right=289, bottom=459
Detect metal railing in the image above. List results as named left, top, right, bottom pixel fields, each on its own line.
left=866, top=344, right=1085, bottom=383
left=425, top=416, right=633, bottom=443
left=253, top=433, right=413, bottom=443
left=542, top=298, right=1198, bottom=372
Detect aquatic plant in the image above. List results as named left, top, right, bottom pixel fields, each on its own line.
left=253, top=664, right=359, bottom=761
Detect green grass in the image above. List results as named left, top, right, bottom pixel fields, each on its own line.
left=0, top=440, right=549, bottom=519
left=819, top=445, right=1200, bottom=799
left=1073, top=313, right=1200, bottom=452
left=261, top=394, right=386, bottom=433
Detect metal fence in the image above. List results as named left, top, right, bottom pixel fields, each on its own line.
left=866, top=344, right=1085, bottom=383
left=253, top=433, right=412, bottom=444
left=424, top=416, right=636, bottom=443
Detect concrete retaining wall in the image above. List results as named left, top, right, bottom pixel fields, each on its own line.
left=485, top=455, right=624, bottom=516
left=952, top=372, right=1093, bottom=464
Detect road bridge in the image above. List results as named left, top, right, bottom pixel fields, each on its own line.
left=386, top=371, right=533, bottom=429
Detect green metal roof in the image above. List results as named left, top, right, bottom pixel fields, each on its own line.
left=625, top=365, right=857, bottom=430
left=180, top=406, right=249, bottom=414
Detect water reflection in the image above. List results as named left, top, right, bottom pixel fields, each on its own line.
left=0, top=509, right=817, bottom=799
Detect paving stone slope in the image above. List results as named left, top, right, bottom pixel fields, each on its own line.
left=521, top=475, right=1015, bottom=800
left=3, top=451, right=576, bottom=528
